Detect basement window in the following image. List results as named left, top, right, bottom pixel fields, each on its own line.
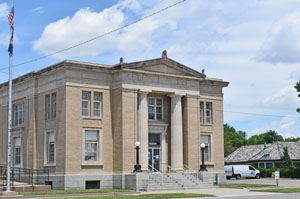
left=86, top=180, right=100, bottom=189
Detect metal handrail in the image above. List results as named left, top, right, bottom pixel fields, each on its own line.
left=148, top=164, right=164, bottom=185
left=161, top=163, right=185, bottom=187
left=0, top=165, right=49, bottom=186
left=183, top=164, right=200, bottom=180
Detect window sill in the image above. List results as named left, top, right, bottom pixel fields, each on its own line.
left=200, top=124, right=212, bottom=126
left=204, top=162, right=214, bottom=166
left=44, top=164, right=56, bottom=167
left=81, top=162, right=103, bottom=166
left=12, top=125, right=24, bottom=131
left=82, top=117, right=102, bottom=121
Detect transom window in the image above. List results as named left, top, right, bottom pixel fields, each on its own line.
left=85, top=131, right=99, bottom=162
left=148, top=98, right=163, bottom=121
left=14, top=103, right=24, bottom=126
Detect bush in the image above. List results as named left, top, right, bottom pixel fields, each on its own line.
left=258, top=167, right=300, bottom=178
left=258, top=168, right=277, bottom=178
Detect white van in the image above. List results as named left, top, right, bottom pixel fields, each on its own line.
left=224, top=165, right=260, bottom=180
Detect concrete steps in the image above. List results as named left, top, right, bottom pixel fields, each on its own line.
left=141, top=172, right=213, bottom=191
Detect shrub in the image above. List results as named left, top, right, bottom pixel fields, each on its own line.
left=258, top=167, right=300, bottom=178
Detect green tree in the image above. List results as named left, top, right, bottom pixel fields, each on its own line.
left=281, top=147, right=294, bottom=168
left=224, top=138, right=235, bottom=157
left=285, top=137, right=300, bottom=142
left=247, top=130, right=283, bottom=145
left=295, top=80, right=300, bottom=113
left=224, top=124, right=247, bottom=156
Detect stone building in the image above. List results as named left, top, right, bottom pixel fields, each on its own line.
left=0, top=51, right=228, bottom=190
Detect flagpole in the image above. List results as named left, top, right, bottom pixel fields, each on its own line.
left=6, top=0, right=14, bottom=193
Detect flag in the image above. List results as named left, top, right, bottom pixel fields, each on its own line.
left=8, top=4, right=14, bottom=55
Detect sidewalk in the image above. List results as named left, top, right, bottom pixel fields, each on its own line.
left=141, top=187, right=278, bottom=197
left=0, top=187, right=280, bottom=199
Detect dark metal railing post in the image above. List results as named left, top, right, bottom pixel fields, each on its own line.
left=37, top=170, right=39, bottom=185
left=18, top=167, right=21, bottom=182
left=31, top=170, right=34, bottom=185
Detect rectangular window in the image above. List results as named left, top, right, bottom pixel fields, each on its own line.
left=14, top=103, right=24, bottom=126
left=93, top=92, right=102, bottom=117
left=45, top=94, right=51, bottom=120
left=148, top=98, right=163, bottom=121
left=200, top=135, right=211, bottom=162
left=266, top=162, right=273, bottom=169
left=82, top=92, right=91, bottom=116
left=85, top=131, right=99, bottom=162
left=200, top=101, right=204, bottom=124
left=14, top=137, right=21, bottom=167
left=47, top=132, right=55, bottom=164
left=205, top=102, right=212, bottom=124
left=51, top=93, right=56, bottom=119
left=259, top=162, right=265, bottom=168
left=46, top=93, right=57, bottom=120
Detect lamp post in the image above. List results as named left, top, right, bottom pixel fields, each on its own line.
left=134, top=141, right=142, bottom=172
left=199, top=143, right=207, bottom=172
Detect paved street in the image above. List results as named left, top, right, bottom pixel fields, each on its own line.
left=227, top=177, right=300, bottom=188
left=206, top=192, right=300, bottom=199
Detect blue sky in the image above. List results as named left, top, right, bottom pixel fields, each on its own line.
left=0, top=0, right=300, bottom=138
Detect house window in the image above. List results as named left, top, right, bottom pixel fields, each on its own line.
left=148, top=98, right=163, bottom=121
left=85, top=131, right=99, bottom=162
left=45, top=95, right=51, bottom=120
left=45, top=93, right=56, bottom=120
left=82, top=92, right=91, bottom=116
left=46, top=132, right=55, bottom=164
left=200, top=102, right=204, bottom=124
left=258, top=162, right=273, bottom=168
left=93, top=92, right=102, bottom=117
left=14, top=103, right=24, bottom=126
left=51, top=93, right=56, bottom=119
left=200, top=135, right=211, bottom=162
left=205, top=102, right=212, bottom=124
left=14, top=137, right=21, bottom=167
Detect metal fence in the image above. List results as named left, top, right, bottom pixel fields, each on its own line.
left=0, top=164, right=49, bottom=187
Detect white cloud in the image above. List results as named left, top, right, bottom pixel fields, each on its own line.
left=32, top=7, right=44, bottom=14
left=0, top=3, right=9, bottom=19
left=256, top=9, right=300, bottom=64
left=263, top=85, right=300, bottom=110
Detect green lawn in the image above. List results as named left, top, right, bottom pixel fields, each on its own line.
left=20, top=189, right=132, bottom=196
left=252, top=188, right=300, bottom=193
left=54, top=193, right=214, bottom=199
left=218, top=183, right=275, bottom=188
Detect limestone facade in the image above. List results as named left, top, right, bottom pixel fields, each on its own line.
left=0, top=52, right=228, bottom=190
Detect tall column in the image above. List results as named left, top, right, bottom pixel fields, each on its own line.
left=138, top=91, right=148, bottom=171
left=170, top=94, right=183, bottom=170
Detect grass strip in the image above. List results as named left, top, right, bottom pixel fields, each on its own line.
left=54, top=193, right=215, bottom=199
left=20, top=189, right=132, bottom=196
left=252, top=188, right=300, bottom=193
left=218, top=183, right=275, bottom=188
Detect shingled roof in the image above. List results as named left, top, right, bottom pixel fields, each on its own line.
left=225, top=141, right=300, bottom=163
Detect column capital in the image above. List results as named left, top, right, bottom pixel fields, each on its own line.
left=168, top=93, right=184, bottom=99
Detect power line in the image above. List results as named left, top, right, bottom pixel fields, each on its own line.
left=0, top=0, right=187, bottom=71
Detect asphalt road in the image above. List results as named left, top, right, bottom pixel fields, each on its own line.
left=206, top=192, right=300, bottom=199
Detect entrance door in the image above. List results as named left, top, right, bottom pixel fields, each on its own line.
left=148, top=148, right=160, bottom=171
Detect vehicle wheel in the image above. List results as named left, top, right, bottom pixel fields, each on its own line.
left=226, top=177, right=231, bottom=180
left=236, top=174, right=241, bottom=180
left=255, top=174, right=260, bottom=179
